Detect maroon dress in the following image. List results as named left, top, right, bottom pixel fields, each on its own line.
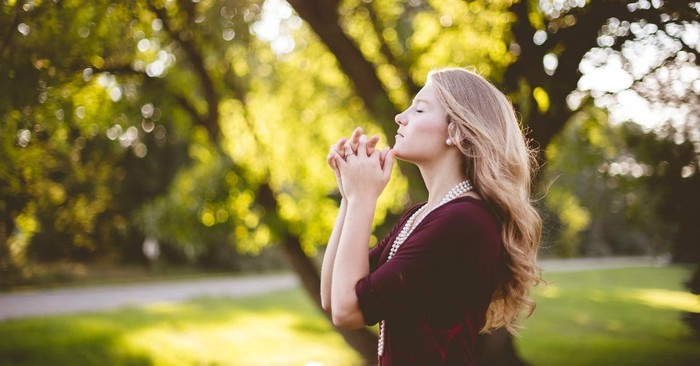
left=355, top=196, right=503, bottom=365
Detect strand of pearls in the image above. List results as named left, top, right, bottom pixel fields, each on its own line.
left=378, top=179, right=473, bottom=358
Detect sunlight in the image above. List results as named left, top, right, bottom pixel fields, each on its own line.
left=587, top=289, right=607, bottom=303
left=121, top=303, right=361, bottom=366
left=539, top=284, right=561, bottom=299
left=619, top=288, right=700, bottom=313
left=251, top=0, right=302, bottom=55
left=572, top=312, right=592, bottom=325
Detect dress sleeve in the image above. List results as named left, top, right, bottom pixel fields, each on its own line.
left=355, top=200, right=502, bottom=325
left=368, top=204, right=423, bottom=272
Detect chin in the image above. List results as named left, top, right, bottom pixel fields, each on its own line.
left=392, top=149, right=410, bottom=162
left=391, top=146, right=403, bottom=158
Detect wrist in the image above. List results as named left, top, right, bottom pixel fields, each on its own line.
left=346, top=196, right=378, bottom=213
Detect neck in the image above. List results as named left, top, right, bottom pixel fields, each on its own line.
left=418, top=160, right=468, bottom=209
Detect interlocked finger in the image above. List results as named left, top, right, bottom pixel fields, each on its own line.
left=344, top=142, right=356, bottom=159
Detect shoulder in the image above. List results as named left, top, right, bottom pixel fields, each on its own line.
left=411, top=197, right=502, bottom=259
left=429, top=196, right=500, bottom=230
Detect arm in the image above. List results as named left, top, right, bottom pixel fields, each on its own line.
left=321, top=198, right=347, bottom=311
left=321, top=128, right=379, bottom=312
left=329, top=134, right=394, bottom=329
left=330, top=197, right=376, bottom=328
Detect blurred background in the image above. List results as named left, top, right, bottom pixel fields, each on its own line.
left=1, top=0, right=699, bottom=365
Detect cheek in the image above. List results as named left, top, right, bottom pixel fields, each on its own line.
left=416, top=114, right=448, bottom=139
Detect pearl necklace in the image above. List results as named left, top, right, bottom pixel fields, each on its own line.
left=378, top=179, right=473, bottom=358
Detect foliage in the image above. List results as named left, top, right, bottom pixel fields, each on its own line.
left=0, top=0, right=516, bottom=273
left=623, top=121, right=700, bottom=263
left=542, top=108, right=679, bottom=258
left=1, top=1, right=190, bottom=279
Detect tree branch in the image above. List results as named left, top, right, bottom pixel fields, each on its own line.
left=363, top=2, right=420, bottom=96
left=0, top=1, right=23, bottom=58
left=287, top=0, right=399, bottom=137
left=148, top=1, right=220, bottom=141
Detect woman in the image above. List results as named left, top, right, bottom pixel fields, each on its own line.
left=322, top=67, right=542, bottom=365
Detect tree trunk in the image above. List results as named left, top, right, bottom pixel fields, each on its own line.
left=286, top=0, right=398, bottom=136
left=252, top=182, right=378, bottom=364
left=281, top=232, right=379, bottom=365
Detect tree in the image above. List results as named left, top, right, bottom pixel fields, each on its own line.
left=541, top=108, right=681, bottom=259
left=3, top=0, right=699, bottom=364
left=1, top=0, right=190, bottom=280
left=2, top=0, right=399, bottom=360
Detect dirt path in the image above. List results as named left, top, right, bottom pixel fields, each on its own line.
left=538, top=255, right=668, bottom=272
left=0, top=273, right=297, bottom=321
left=0, top=256, right=665, bottom=321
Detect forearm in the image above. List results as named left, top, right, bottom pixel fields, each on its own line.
left=330, top=198, right=375, bottom=329
left=321, top=198, right=348, bottom=311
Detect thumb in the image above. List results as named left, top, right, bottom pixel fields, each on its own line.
left=379, top=148, right=389, bottom=167
left=381, top=148, right=395, bottom=179
left=327, top=152, right=340, bottom=175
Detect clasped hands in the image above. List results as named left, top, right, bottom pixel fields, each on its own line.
left=327, top=127, right=394, bottom=202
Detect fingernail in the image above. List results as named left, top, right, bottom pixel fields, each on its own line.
left=360, top=135, right=367, bottom=142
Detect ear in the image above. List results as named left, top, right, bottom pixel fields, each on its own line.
left=447, top=121, right=468, bottom=146
left=446, top=121, right=459, bottom=141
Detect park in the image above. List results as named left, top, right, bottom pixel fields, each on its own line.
left=1, top=0, right=699, bottom=365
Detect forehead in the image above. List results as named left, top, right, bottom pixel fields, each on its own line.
left=414, top=81, right=438, bottom=103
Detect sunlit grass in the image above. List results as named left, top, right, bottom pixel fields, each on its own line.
left=0, top=290, right=362, bottom=366
left=518, top=265, right=700, bottom=366
left=0, top=266, right=698, bottom=365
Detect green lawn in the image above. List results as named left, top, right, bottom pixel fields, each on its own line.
left=518, top=265, right=700, bottom=366
left=0, top=265, right=698, bottom=365
left=0, top=289, right=361, bottom=366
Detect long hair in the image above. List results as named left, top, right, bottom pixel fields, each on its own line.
left=429, top=67, right=542, bottom=335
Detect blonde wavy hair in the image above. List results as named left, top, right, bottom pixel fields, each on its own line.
left=429, top=67, right=542, bottom=335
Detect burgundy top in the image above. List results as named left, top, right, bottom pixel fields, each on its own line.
left=355, top=196, right=503, bottom=365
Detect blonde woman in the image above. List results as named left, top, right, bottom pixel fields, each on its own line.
left=322, top=67, right=542, bottom=365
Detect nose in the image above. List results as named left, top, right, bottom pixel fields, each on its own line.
left=395, top=111, right=406, bottom=125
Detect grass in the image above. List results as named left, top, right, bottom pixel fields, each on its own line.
left=0, top=289, right=362, bottom=366
left=0, top=265, right=698, bottom=365
left=518, top=265, right=700, bottom=366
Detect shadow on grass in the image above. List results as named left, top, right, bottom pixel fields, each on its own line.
left=0, top=317, right=154, bottom=366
